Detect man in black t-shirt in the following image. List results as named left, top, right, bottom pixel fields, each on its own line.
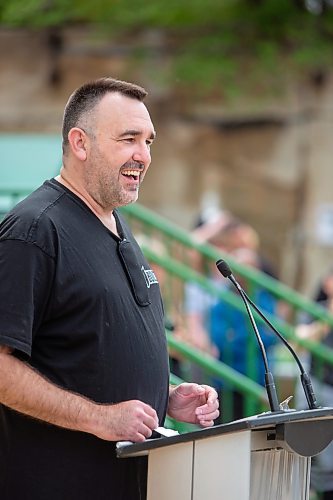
left=0, top=78, right=219, bottom=499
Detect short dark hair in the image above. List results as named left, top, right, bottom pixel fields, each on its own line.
left=62, top=77, right=148, bottom=148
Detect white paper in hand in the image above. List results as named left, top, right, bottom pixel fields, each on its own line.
left=154, top=427, right=179, bottom=437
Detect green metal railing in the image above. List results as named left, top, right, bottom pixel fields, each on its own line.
left=141, top=244, right=333, bottom=365
left=121, top=203, right=333, bottom=330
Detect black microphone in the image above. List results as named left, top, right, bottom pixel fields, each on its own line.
left=216, top=259, right=319, bottom=410
left=216, top=259, right=280, bottom=413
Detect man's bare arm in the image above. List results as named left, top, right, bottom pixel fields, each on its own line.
left=0, top=345, right=158, bottom=442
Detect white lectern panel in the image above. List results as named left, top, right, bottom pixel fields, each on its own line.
left=192, top=430, right=251, bottom=500
left=146, top=441, right=193, bottom=500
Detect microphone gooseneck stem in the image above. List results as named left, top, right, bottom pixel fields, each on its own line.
left=216, top=257, right=320, bottom=411
left=241, top=289, right=318, bottom=410
left=301, top=373, right=319, bottom=410
left=265, top=372, right=281, bottom=414
left=242, top=290, right=304, bottom=372
left=229, top=275, right=281, bottom=413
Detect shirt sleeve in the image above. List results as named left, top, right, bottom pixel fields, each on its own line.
left=0, top=239, right=55, bottom=356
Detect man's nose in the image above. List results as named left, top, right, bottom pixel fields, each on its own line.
left=133, top=143, right=151, bottom=167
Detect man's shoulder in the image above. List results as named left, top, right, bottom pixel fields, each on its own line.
left=0, top=180, right=65, bottom=251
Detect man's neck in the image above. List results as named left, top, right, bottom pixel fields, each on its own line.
left=56, top=170, right=120, bottom=237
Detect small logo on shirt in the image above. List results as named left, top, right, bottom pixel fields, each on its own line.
left=141, top=266, right=159, bottom=288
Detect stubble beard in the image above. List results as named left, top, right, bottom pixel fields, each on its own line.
left=85, top=148, right=140, bottom=210
left=99, top=175, right=140, bottom=209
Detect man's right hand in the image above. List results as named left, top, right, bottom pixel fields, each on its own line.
left=91, top=400, right=159, bottom=443
left=0, top=347, right=158, bottom=444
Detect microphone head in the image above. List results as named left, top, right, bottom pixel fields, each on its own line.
left=216, top=259, right=232, bottom=278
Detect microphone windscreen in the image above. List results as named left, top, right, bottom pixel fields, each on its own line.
left=216, top=259, right=232, bottom=278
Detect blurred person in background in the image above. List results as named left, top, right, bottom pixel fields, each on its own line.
left=184, top=210, right=275, bottom=367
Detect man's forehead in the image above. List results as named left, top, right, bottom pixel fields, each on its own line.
left=97, top=92, right=155, bottom=133
left=99, top=92, right=148, bottom=116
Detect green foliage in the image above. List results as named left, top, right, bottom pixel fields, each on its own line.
left=0, top=0, right=319, bottom=30
left=0, top=0, right=74, bottom=27
left=1, top=0, right=333, bottom=97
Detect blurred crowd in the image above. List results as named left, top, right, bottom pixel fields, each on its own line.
left=141, top=205, right=280, bottom=418
left=182, top=208, right=279, bottom=420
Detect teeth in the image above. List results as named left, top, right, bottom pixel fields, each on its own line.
left=122, top=170, right=140, bottom=177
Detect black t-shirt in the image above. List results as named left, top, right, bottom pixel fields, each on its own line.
left=0, top=179, right=169, bottom=500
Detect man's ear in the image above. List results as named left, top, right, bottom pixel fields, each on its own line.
left=67, top=128, right=88, bottom=161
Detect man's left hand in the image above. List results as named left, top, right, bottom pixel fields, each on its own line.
left=167, top=383, right=219, bottom=427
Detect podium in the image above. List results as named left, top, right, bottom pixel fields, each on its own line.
left=117, top=407, right=333, bottom=500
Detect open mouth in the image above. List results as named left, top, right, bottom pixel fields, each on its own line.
left=121, top=169, right=141, bottom=181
